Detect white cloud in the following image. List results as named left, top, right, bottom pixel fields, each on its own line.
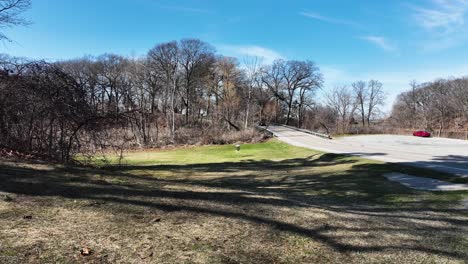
left=299, top=11, right=361, bottom=28
left=413, top=0, right=468, bottom=33
left=359, top=36, right=397, bottom=52
left=410, top=0, right=468, bottom=51
left=218, top=45, right=284, bottom=65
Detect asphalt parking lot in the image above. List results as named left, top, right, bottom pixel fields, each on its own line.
left=267, top=126, right=468, bottom=177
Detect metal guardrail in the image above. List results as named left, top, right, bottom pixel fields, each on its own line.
left=279, top=125, right=332, bottom=139
left=254, top=125, right=275, bottom=137
left=255, top=124, right=332, bottom=139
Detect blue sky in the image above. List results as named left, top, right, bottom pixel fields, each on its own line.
left=3, top=0, right=468, bottom=110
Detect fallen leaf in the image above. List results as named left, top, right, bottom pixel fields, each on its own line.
left=80, top=247, right=92, bottom=256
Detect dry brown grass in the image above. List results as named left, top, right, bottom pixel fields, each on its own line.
left=0, top=143, right=467, bottom=263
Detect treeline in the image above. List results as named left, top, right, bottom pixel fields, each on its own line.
left=0, top=39, right=324, bottom=162
left=391, top=78, right=468, bottom=138
left=285, top=80, right=387, bottom=136
left=318, top=80, right=386, bottom=134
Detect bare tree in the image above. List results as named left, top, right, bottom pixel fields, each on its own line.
left=366, top=80, right=385, bottom=126
left=148, top=41, right=179, bottom=140
left=94, top=54, right=131, bottom=113
left=352, top=81, right=367, bottom=127
left=261, top=60, right=285, bottom=123
left=242, top=56, right=261, bottom=128
left=281, top=60, right=322, bottom=126
left=179, top=39, right=215, bottom=125
left=253, top=84, right=273, bottom=125
left=449, top=78, right=468, bottom=138
left=297, top=62, right=322, bottom=127
left=326, top=86, right=357, bottom=134
left=352, top=80, right=385, bottom=128
left=0, top=0, right=31, bottom=41
left=214, top=56, right=243, bottom=130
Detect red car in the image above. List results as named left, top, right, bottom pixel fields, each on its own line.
left=413, top=131, right=431, bottom=137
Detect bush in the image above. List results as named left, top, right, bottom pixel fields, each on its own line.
left=175, top=126, right=266, bottom=146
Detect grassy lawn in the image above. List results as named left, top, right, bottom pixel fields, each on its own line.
left=91, top=140, right=319, bottom=166
left=0, top=139, right=467, bottom=263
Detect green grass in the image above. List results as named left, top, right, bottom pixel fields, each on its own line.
left=94, top=138, right=468, bottom=184
left=90, top=139, right=321, bottom=166
left=1, top=139, right=468, bottom=263
left=90, top=139, right=468, bottom=213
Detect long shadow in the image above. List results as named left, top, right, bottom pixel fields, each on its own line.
left=428, top=155, right=468, bottom=177
left=107, top=153, right=352, bottom=172
left=0, top=153, right=467, bottom=260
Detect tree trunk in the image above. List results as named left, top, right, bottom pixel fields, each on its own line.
left=245, top=86, right=252, bottom=129
left=171, top=79, right=176, bottom=141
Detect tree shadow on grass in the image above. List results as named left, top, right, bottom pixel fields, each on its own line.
left=0, top=153, right=467, bottom=260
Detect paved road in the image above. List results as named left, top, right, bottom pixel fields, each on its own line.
left=266, top=125, right=468, bottom=177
